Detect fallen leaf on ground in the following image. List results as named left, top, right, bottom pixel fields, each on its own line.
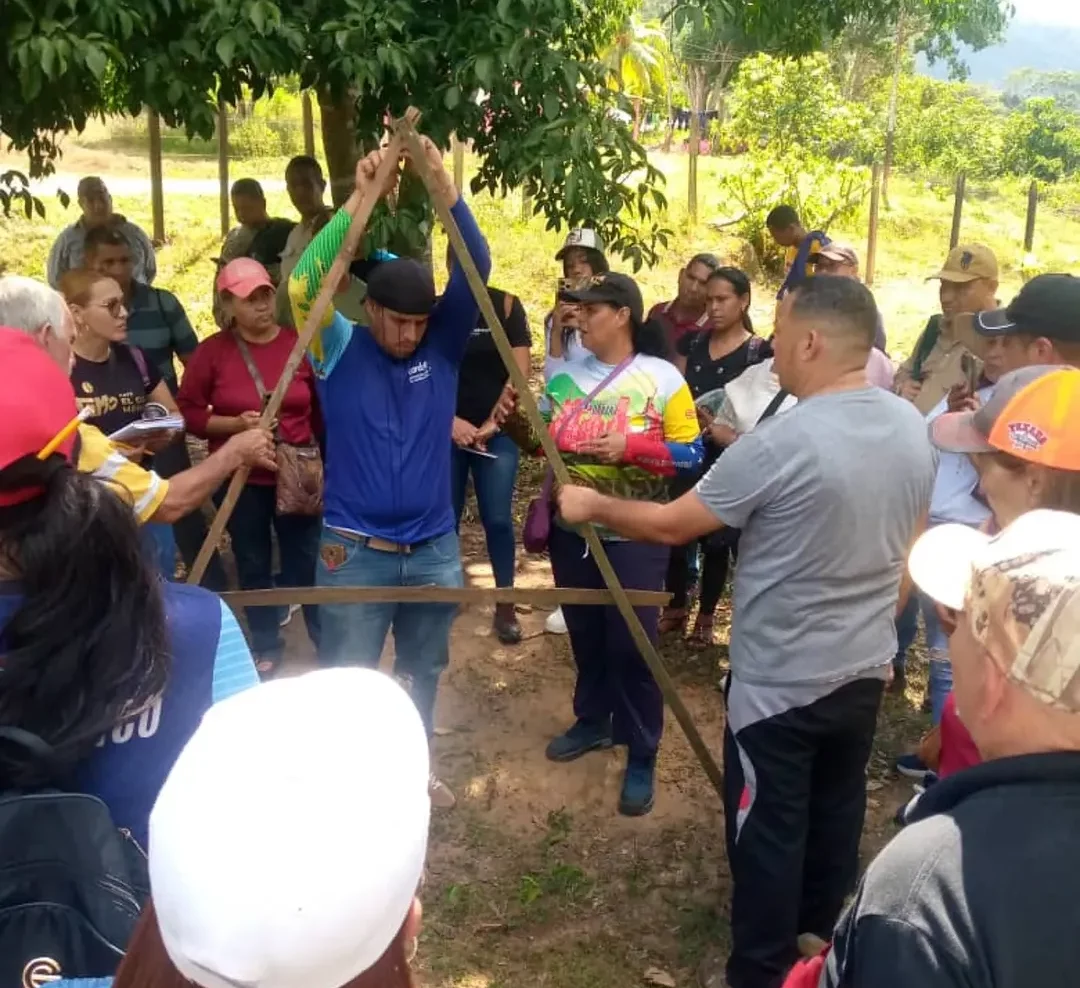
left=644, top=967, right=676, bottom=987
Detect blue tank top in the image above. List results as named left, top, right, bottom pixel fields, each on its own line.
left=0, top=583, right=224, bottom=848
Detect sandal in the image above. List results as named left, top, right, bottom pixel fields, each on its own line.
left=688, top=615, right=716, bottom=649
left=658, top=607, right=689, bottom=635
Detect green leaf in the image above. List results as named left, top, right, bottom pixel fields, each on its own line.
left=216, top=34, right=236, bottom=67
left=475, top=54, right=494, bottom=89
left=83, top=43, right=107, bottom=79
left=41, top=40, right=56, bottom=79
left=444, top=86, right=461, bottom=110
left=251, top=1, right=267, bottom=33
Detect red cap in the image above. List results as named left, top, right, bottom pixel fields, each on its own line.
left=216, top=257, right=275, bottom=299
left=0, top=328, right=80, bottom=507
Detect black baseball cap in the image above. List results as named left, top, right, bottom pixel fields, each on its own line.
left=365, top=258, right=436, bottom=316
left=975, top=274, right=1080, bottom=343
left=559, top=272, right=644, bottom=327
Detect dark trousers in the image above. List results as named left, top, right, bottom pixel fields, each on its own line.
left=548, top=526, right=669, bottom=759
left=667, top=539, right=736, bottom=614
left=155, top=440, right=229, bottom=592
left=723, top=677, right=884, bottom=988
left=215, top=483, right=320, bottom=659
left=450, top=432, right=520, bottom=588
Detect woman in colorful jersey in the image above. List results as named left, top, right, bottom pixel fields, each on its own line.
left=513, top=273, right=703, bottom=817
left=0, top=329, right=259, bottom=850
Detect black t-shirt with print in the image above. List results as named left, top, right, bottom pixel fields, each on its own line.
left=456, top=287, right=532, bottom=427
left=677, top=331, right=769, bottom=399
left=72, top=343, right=163, bottom=438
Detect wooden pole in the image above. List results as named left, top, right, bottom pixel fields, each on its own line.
left=188, top=117, right=417, bottom=585
left=147, top=109, right=166, bottom=244
left=949, top=172, right=966, bottom=251
left=222, top=586, right=671, bottom=608
left=217, top=100, right=230, bottom=238
left=865, top=163, right=881, bottom=287
left=397, top=114, right=726, bottom=802
left=302, top=92, right=316, bottom=158
left=688, top=109, right=699, bottom=224
left=452, top=133, right=465, bottom=191
left=1024, top=180, right=1038, bottom=253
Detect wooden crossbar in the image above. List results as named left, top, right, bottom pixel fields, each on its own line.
left=221, top=586, right=671, bottom=608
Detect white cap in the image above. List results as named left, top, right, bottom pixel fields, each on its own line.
left=149, top=668, right=430, bottom=988
left=555, top=228, right=604, bottom=260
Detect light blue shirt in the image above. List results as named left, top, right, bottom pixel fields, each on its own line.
left=925, top=388, right=993, bottom=528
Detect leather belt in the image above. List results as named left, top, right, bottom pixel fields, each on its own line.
left=331, top=528, right=429, bottom=555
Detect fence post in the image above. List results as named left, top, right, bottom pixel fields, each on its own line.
left=1024, top=180, right=1038, bottom=253
left=452, top=133, right=465, bottom=191
left=301, top=92, right=316, bottom=158
left=865, top=163, right=881, bottom=287
left=217, top=100, right=230, bottom=238
left=949, top=172, right=966, bottom=250
left=147, top=109, right=166, bottom=244
left=688, top=110, right=699, bottom=224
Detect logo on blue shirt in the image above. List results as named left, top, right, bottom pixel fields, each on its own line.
left=408, top=360, right=431, bottom=384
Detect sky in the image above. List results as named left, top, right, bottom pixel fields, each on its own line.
left=1011, top=0, right=1080, bottom=28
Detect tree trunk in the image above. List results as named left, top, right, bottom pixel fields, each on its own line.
left=318, top=88, right=361, bottom=208
left=882, top=14, right=907, bottom=208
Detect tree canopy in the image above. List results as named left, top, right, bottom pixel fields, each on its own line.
left=2, top=0, right=1016, bottom=255
left=3, top=0, right=673, bottom=263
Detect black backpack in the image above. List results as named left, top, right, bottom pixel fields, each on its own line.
left=0, top=728, right=148, bottom=985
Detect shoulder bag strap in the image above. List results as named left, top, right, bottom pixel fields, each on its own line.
left=756, top=386, right=790, bottom=426
left=233, top=334, right=269, bottom=406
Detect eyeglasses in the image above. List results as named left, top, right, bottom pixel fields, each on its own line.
left=93, top=299, right=127, bottom=318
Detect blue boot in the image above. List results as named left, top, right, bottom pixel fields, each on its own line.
left=545, top=719, right=613, bottom=762
left=619, top=756, right=656, bottom=816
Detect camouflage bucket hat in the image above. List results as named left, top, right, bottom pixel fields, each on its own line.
left=908, top=509, right=1080, bottom=712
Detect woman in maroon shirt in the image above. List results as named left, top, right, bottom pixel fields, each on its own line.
left=178, top=258, right=320, bottom=674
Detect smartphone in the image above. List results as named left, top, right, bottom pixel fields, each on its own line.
left=961, top=352, right=979, bottom=392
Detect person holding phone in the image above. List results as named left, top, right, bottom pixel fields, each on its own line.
left=178, top=258, right=322, bottom=676
left=891, top=330, right=1006, bottom=780
left=448, top=247, right=532, bottom=644
left=60, top=268, right=181, bottom=577
left=544, top=229, right=610, bottom=636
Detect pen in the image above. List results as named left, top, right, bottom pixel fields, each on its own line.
left=38, top=406, right=92, bottom=460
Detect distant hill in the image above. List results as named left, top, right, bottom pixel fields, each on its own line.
left=919, top=21, right=1080, bottom=87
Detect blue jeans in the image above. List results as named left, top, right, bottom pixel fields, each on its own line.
left=216, top=483, right=321, bottom=659
left=316, top=527, right=463, bottom=737
left=893, top=593, right=920, bottom=673
left=450, top=432, right=519, bottom=588
left=140, top=523, right=176, bottom=579
left=920, top=591, right=952, bottom=724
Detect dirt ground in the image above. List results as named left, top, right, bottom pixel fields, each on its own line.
left=277, top=522, right=932, bottom=988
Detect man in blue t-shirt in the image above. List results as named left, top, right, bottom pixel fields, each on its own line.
left=289, top=138, right=491, bottom=809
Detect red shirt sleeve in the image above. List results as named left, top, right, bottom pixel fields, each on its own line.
left=176, top=337, right=218, bottom=438
left=781, top=953, right=828, bottom=988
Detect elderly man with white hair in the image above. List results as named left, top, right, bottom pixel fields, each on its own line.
left=0, top=274, right=276, bottom=527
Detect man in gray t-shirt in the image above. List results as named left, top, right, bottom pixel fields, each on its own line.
left=557, top=277, right=935, bottom=988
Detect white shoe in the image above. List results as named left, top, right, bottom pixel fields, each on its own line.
left=279, top=603, right=301, bottom=628
left=545, top=606, right=568, bottom=635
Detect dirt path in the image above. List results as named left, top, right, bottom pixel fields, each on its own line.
left=279, top=525, right=929, bottom=987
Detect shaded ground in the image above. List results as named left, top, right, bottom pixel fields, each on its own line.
left=279, top=521, right=932, bottom=988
